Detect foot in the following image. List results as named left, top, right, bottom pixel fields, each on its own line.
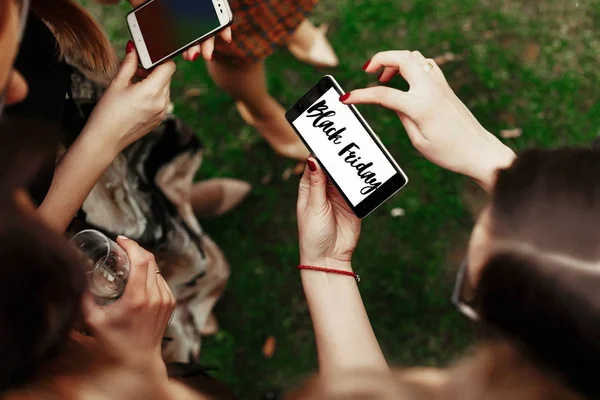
left=287, top=20, right=339, bottom=68
left=236, top=101, right=310, bottom=161
left=190, top=178, right=252, bottom=218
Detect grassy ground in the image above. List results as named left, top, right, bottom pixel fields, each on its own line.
left=85, top=0, right=600, bottom=397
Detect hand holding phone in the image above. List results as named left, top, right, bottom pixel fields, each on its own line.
left=286, top=76, right=408, bottom=218
left=127, top=0, right=234, bottom=69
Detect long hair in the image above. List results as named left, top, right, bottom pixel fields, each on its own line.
left=475, top=148, right=600, bottom=399
left=0, top=116, right=86, bottom=393
left=30, top=0, right=119, bottom=82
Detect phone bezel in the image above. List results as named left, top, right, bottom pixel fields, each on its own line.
left=126, top=0, right=234, bottom=70
left=285, top=76, right=408, bottom=219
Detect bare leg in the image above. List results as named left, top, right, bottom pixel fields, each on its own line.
left=287, top=19, right=339, bottom=68
left=207, top=59, right=309, bottom=161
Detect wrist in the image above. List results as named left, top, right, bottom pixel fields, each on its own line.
left=78, top=124, right=122, bottom=165
left=470, top=138, right=516, bottom=192
left=299, top=257, right=353, bottom=272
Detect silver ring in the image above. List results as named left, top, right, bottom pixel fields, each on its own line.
left=423, top=62, right=435, bottom=72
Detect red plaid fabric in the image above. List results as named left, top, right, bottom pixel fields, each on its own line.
left=214, top=0, right=318, bottom=66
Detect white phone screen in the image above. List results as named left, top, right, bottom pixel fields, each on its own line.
left=134, top=0, right=220, bottom=64
left=292, top=88, right=397, bottom=206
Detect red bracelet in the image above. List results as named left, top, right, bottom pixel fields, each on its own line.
left=298, top=265, right=361, bottom=283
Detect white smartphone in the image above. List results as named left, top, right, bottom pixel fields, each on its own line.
left=286, top=76, right=408, bottom=219
left=127, top=0, right=234, bottom=70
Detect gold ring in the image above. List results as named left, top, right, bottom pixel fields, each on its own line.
left=423, top=62, right=434, bottom=72
left=156, top=269, right=161, bottom=275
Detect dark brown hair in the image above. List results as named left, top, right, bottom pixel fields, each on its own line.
left=475, top=148, right=600, bottom=399
left=30, top=0, right=118, bottom=81
left=0, top=116, right=86, bottom=393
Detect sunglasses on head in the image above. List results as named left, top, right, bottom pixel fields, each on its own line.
left=451, top=258, right=480, bottom=321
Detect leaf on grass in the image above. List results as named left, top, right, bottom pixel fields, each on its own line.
left=183, top=86, right=206, bottom=99
left=282, top=167, right=294, bottom=181
left=390, top=208, right=405, bottom=217
left=261, top=174, right=273, bottom=185
left=294, top=162, right=306, bottom=176
left=500, top=128, right=522, bottom=139
left=263, top=336, right=276, bottom=359
left=523, top=43, right=541, bottom=64
left=433, top=52, right=461, bottom=66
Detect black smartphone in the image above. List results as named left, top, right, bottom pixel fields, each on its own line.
left=127, top=0, right=234, bottom=69
left=286, top=75, right=408, bottom=219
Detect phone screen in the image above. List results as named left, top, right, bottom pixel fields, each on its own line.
left=134, top=0, right=220, bottom=63
left=292, top=87, right=398, bottom=206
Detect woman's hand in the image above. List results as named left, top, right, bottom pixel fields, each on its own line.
left=82, top=43, right=175, bottom=155
left=82, top=237, right=175, bottom=377
left=341, top=50, right=516, bottom=192
left=182, top=27, right=233, bottom=62
left=297, top=157, right=361, bottom=270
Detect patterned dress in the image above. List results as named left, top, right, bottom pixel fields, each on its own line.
left=214, top=0, right=318, bottom=66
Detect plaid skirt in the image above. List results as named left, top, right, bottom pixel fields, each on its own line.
left=214, top=0, right=318, bottom=66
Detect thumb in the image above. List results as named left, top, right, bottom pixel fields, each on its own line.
left=306, top=157, right=328, bottom=211
left=113, top=41, right=140, bottom=88
left=297, top=162, right=311, bottom=211
left=81, top=291, right=104, bottom=326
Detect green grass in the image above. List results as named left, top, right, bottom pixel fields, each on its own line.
left=84, top=0, right=600, bottom=397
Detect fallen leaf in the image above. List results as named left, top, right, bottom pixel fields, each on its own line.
left=282, top=167, right=294, bottom=181
left=390, top=208, right=405, bottom=217
left=523, top=43, right=541, bottom=64
left=500, top=128, right=522, bottom=139
left=263, top=336, right=276, bottom=359
left=183, top=86, right=206, bottom=99
left=260, top=174, right=273, bottom=185
left=433, top=52, right=461, bottom=66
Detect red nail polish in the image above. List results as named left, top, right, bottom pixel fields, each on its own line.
left=126, top=40, right=134, bottom=54
left=377, top=70, right=384, bottom=80
left=362, top=60, right=371, bottom=71
left=191, top=52, right=200, bottom=61
left=339, top=93, right=351, bottom=102
left=307, top=159, right=317, bottom=172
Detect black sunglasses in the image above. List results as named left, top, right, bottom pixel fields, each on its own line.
left=451, top=258, right=480, bottom=321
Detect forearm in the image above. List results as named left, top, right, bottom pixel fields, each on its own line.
left=300, top=258, right=389, bottom=379
left=37, top=131, right=117, bottom=233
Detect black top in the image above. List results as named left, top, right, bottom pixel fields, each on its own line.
left=6, top=12, right=71, bottom=204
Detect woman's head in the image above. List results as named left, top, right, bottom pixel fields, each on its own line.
left=0, top=0, right=29, bottom=108
left=462, top=148, right=600, bottom=398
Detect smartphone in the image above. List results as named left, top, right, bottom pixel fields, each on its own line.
left=127, top=0, right=234, bottom=70
left=286, top=76, right=408, bottom=219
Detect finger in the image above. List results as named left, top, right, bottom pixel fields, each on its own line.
left=297, top=162, right=311, bottom=211
left=201, top=37, right=216, bottom=62
left=364, top=50, right=426, bottom=85
left=117, top=236, right=152, bottom=296
left=113, top=42, right=140, bottom=88
left=377, top=66, right=398, bottom=83
left=398, top=112, right=427, bottom=148
left=341, top=86, right=415, bottom=115
left=219, top=27, right=232, bottom=43
left=185, top=45, right=201, bottom=62
left=306, top=157, right=328, bottom=211
left=144, top=60, right=176, bottom=88
left=157, top=275, right=175, bottom=310
left=146, top=254, right=160, bottom=293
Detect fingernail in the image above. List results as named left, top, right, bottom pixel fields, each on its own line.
left=117, top=235, right=129, bottom=241
left=362, top=60, right=371, bottom=71
left=339, top=93, right=351, bottom=102
left=377, top=70, right=384, bottom=81
left=307, top=159, right=317, bottom=172
left=126, top=40, right=134, bottom=54
left=191, top=52, right=200, bottom=61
